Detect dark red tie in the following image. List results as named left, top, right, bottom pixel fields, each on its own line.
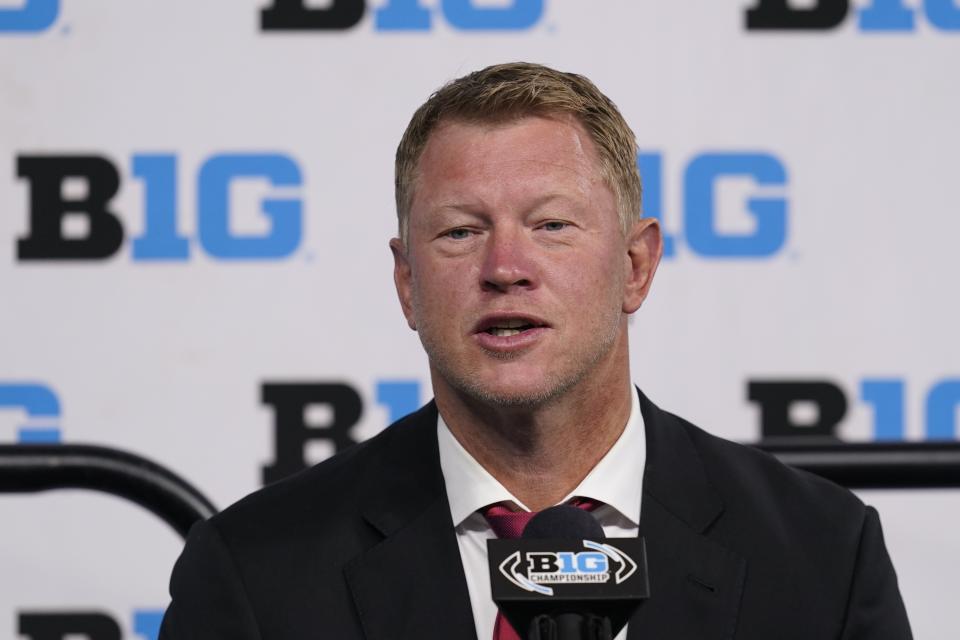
left=481, top=498, right=600, bottom=640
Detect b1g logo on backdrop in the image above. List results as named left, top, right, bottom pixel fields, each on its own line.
left=0, top=382, right=62, bottom=443
left=261, top=0, right=545, bottom=31
left=13, top=153, right=303, bottom=262
left=0, top=0, right=58, bottom=33
left=639, top=151, right=789, bottom=259
left=749, top=377, right=960, bottom=441
left=17, top=609, right=162, bottom=640
left=261, top=379, right=422, bottom=484
left=746, top=0, right=960, bottom=32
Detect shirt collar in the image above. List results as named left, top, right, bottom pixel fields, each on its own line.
left=437, top=412, right=530, bottom=526
left=437, top=387, right=645, bottom=528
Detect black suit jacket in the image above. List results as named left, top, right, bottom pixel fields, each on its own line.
left=159, top=391, right=912, bottom=639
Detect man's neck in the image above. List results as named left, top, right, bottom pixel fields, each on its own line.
left=434, top=370, right=633, bottom=512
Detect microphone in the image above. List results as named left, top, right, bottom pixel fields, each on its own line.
left=487, top=505, right=649, bottom=640
left=524, top=505, right=605, bottom=540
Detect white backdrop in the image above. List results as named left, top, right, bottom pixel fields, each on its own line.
left=2, top=1, right=958, bottom=638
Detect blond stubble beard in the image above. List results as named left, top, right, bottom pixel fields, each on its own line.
left=412, top=292, right=625, bottom=409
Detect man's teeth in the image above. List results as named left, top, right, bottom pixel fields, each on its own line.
left=485, top=320, right=536, bottom=336
left=489, top=328, right=523, bottom=337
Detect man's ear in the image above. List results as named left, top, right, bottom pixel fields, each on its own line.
left=390, top=237, right=417, bottom=331
left=622, top=217, right=663, bottom=314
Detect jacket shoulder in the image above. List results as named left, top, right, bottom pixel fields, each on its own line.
left=160, top=404, right=440, bottom=639
left=208, top=402, right=437, bottom=545
left=640, top=390, right=867, bottom=535
left=656, top=410, right=911, bottom=638
left=678, top=413, right=867, bottom=526
left=658, top=407, right=871, bottom=585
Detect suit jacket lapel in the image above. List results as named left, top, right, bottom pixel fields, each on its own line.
left=628, top=391, right=747, bottom=640
left=342, top=393, right=747, bottom=640
left=343, top=403, right=478, bottom=640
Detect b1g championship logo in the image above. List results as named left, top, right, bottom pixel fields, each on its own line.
left=261, top=0, right=546, bottom=31
left=497, top=541, right=640, bottom=596
left=488, top=536, right=648, bottom=635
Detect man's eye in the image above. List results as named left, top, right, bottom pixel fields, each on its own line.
left=541, top=221, right=568, bottom=232
left=446, top=228, right=472, bottom=240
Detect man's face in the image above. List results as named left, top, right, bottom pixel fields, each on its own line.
left=392, top=115, right=659, bottom=408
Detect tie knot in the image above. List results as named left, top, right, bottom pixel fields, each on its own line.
left=482, top=504, right=536, bottom=539
left=481, top=498, right=601, bottom=540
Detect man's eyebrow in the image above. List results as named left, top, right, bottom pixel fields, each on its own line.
left=429, top=193, right=581, bottom=216
left=431, top=201, right=482, bottom=212
left=423, top=202, right=487, bottom=220
left=525, top=192, right=582, bottom=210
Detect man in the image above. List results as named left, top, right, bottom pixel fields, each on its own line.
left=160, top=63, right=912, bottom=639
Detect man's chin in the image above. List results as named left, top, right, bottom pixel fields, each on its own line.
left=450, top=373, right=577, bottom=409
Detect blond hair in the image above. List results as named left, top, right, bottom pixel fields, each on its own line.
left=394, top=62, right=641, bottom=245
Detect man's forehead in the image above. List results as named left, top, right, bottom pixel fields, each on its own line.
left=413, top=137, right=596, bottom=219
left=414, top=115, right=601, bottom=186
left=425, top=112, right=589, bottom=149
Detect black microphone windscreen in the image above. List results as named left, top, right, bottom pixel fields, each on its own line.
left=522, top=504, right=605, bottom=540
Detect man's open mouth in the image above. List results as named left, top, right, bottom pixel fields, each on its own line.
left=475, top=316, right=548, bottom=338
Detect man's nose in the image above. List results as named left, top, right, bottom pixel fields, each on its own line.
left=479, top=228, right=536, bottom=292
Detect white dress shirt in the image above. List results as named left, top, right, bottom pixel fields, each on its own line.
left=437, top=387, right=645, bottom=640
